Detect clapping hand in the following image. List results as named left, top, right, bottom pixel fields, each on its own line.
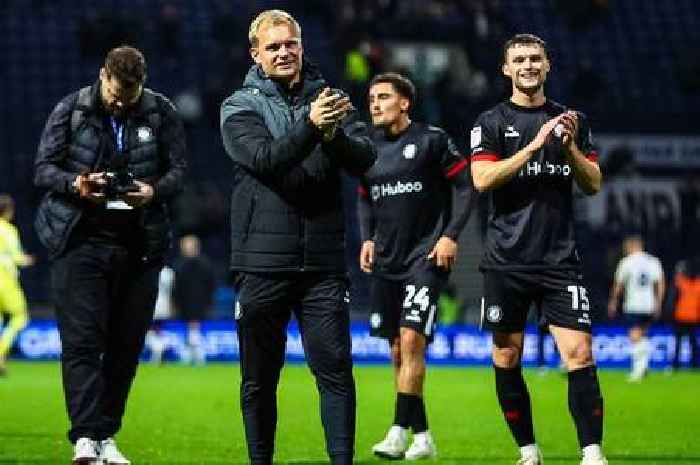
left=309, top=88, right=354, bottom=137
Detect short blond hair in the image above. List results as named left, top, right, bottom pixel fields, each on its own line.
left=248, top=9, right=301, bottom=48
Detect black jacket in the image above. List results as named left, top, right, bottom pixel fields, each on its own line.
left=220, top=63, right=376, bottom=272
left=34, top=82, right=187, bottom=259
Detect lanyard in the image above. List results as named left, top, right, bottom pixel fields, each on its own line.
left=110, top=117, right=125, bottom=154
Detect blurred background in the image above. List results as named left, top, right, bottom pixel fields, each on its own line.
left=2, top=0, right=700, bottom=366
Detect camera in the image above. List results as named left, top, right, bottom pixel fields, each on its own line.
left=101, top=158, right=139, bottom=199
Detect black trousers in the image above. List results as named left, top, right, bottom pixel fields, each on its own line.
left=235, top=272, right=356, bottom=465
left=52, top=241, right=161, bottom=443
left=673, top=322, right=699, bottom=369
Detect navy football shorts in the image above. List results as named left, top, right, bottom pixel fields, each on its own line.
left=481, top=269, right=592, bottom=334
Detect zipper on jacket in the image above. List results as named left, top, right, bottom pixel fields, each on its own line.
left=288, top=94, right=306, bottom=271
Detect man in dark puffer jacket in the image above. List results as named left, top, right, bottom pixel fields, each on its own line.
left=34, top=45, right=186, bottom=465
left=220, top=9, right=376, bottom=465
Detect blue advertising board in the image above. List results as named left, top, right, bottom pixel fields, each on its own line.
left=12, top=320, right=698, bottom=368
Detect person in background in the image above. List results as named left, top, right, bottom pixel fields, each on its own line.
left=669, top=256, right=700, bottom=371
left=608, top=236, right=665, bottom=381
left=172, top=234, right=216, bottom=365
left=145, top=264, right=175, bottom=364
left=0, top=194, right=35, bottom=376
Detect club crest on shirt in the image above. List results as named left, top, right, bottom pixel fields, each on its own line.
left=403, top=144, right=417, bottom=159
left=470, top=126, right=482, bottom=149
left=486, top=305, right=503, bottom=323
left=137, top=126, right=154, bottom=143
left=370, top=312, right=382, bottom=328
left=234, top=301, right=243, bottom=320
left=504, top=125, right=520, bottom=138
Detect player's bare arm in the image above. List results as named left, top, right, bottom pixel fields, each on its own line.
left=471, top=115, right=564, bottom=192
left=560, top=111, right=602, bottom=195
left=653, top=275, right=666, bottom=319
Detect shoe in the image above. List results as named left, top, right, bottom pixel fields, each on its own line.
left=372, top=426, right=408, bottom=459
left=581, top=456, right=608, bottom=465
left=72, top=437, right=98, bottom=465
left=517, top=449, right=543, bottom=465
left=404, top=431, right=437, bottom=460
left=98, top=438, right=131, bottom=465
left=580, top=445, right=608, bottom=465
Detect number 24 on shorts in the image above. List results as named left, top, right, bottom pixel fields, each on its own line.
left=403, top=285, right=430, bottom=311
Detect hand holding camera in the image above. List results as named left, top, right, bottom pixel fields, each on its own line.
left=73, top=160, right=152, bottom=207
left=73, top=172, right=107, bottom=203
left=104, top=157, right=152, bottom=207
left=123, top=180, right=154, bottom=207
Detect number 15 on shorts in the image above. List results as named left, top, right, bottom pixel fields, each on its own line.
left=568, top=285, right=592, bottom=325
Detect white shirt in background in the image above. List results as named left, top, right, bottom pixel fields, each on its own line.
left=614, top=251, right=663, bottom=314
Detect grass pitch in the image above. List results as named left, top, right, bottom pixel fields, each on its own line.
left=1, top=362, right=698, bottom=464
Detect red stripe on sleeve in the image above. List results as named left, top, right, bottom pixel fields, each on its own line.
left=444, top=158, right=469, bottom=179
left=357, top=185, right=368, bottom=198
left=585, top=151, right=599, bottom=163
left=471, top=152, right=500, bottom=162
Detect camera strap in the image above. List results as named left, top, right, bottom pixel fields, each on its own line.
left=107, top=117, right=133, bottom=211
left=110, top=117, right=125, bottom=154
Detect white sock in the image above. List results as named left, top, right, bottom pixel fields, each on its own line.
left=520, top=443, right=540, bottom=458
left=180, top=345, right=192, bottom=364
left=630, top=341, right=643, bottom=375
left=639, top=337, right=651, bottom=372
left=145, top=331, right=166, bottom=363
left=582, top=444, right=603, bottom=459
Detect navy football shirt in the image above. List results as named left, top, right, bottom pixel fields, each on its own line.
left=358, top=122, right=473, bottom=279
left=470, top=100, right=598, bottom=270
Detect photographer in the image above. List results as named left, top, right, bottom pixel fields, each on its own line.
left=34, top=45, right=186, bottom=465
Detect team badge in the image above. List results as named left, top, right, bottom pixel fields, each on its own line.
left=370, top=312, right=382, bottom=329
left=137, top=126, right=154, bottom=143
left=403, top=144, right=416, bottom=159
left=371, top=185, right=381, bottom=201
left=486, top=305, right=503, bottom=323
left=234, top=301, right=243, bottom=320
left=470, top=126, right=482, bottom=149
left=504, top=125, right=520, bottom=138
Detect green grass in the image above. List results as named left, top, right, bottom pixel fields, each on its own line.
left=1, top=362, right=699, bottom=464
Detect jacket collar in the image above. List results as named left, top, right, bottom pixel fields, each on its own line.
left=85, top=80, right=156, bottom=120
left=242, top=60, right=326, bottom=102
